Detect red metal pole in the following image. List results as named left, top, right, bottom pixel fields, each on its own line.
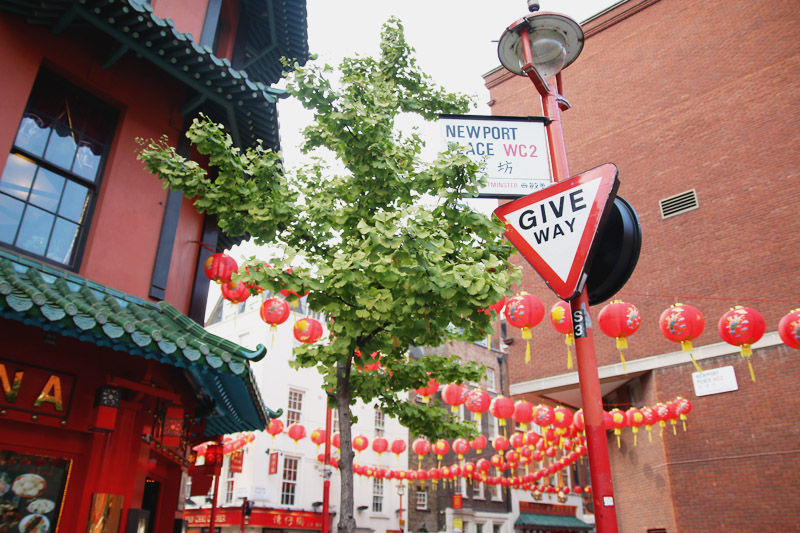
left=322, top=406, right=332, bottom=533
left=535, top=72, right=619, bottom=532
left=208, top=435, right=224, bottom=533
left=570, top=291, right=618, bottom=532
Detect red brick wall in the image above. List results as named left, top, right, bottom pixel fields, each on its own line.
left=485, top=0, right=800, bottom=381
left=485, top=0, right=800, bottom=530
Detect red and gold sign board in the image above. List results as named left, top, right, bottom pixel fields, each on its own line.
left=268, top=451, right=279, bottom=475
left=186, top=508, right=325, bottom=530
left=0, top=358, right=75, bottom=424
left=453, top=494, right=463, bottom=510
left=519, top=502, right=578, bottom=516
left=230, top=451, right=244, bottom=474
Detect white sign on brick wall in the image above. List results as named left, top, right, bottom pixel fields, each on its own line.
left=692, top=365, right=738, bottom=396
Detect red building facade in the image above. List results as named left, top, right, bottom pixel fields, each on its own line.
left=486, top=0, right=800, bottom=531
left=0, top=0, right=307, bottom=531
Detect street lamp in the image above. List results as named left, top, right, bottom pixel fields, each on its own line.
left=496, top=4, right=619, bottom=533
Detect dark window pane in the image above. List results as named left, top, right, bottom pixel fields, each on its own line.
left=46, top=218, right=79, bottom=264
left=72, top=141, right=101, bottom=181
left=59, top=180, right=89, bottom=223
left=44, top=129, right=77, bottom=170
left=0, top=154, right=37, bottom=201
left=16, top=206, right=54, bottom=256
left=14, top=115, right=49, bottom=156
left=29, top=167, right=65, bottom=212
left=0, top=195, right=24, bottom=244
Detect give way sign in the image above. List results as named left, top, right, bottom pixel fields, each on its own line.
left=493, top=163, right=620, bottom=300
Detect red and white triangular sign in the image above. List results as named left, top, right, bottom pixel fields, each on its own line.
left=494, top=163, right=619, bottom=300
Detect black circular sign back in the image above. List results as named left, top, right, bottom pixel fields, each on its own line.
left=586, top=196, right=642, bottom=306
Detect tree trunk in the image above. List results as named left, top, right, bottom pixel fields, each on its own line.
left=336, top=360, right=357, bottom=533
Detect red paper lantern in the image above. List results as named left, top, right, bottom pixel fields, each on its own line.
left=533, top=404, right=555, bottom=428
left=332, top=432, right=341, bottom=449
left=412, top=437, right=431, bottom=468
left=310, top=428, right=326, bottom=450
left=491, top=396, right=515, bottom=427
left=659, top=303, right=705, bottom=372
left=221, top=281, right=249, bottom=305
left=524, top=431, right=541, bottom=448
left=653, top=403, right=671, bottom=437
left=441, top=383, right=468, bottom=414
left=266, top=419, right=284, bottom=438
left=504, top=293, right=545, bottom=363
left=463, top=462, right=476, bottom=476
left=470, top=434, right=487, bottom=455
left=390, top=439, right=407, bottom=457
left=204, top=252, right=238, bottom=285
left=512, top=400, right=534, bottom=430
left=572, top=409, right=585, bottom=433
left=92, top=386, right=120, bottom=432
left=598, top=300, right=641, bottom=372
left=492, top=435, right=510, bottom=454
left=355, top=349, right=381, bottom=371
left=549, top=300, right=575, bottom=369
left=674, top=396, right=693, bottom=431
left=779, top=309, right=800, bottom=349
left=260, top=297, right=290, bottom=330
left=640, top=406, right=657, bottom=442
left=287, top=423, right=306, bottom=444
left=465, top=389, right=491, bottom=422
left=433, top=439, right=450, bottom=460
left=452, top=438, right=470, bottom=459
left=413, top=375, right=439, bottom=403
left=509, top=432, right=525, bottom=450
left=294, top=317, right=323, bottom=344
left=626, top=408, right=644, bottom=446
left=718, top=306, right=765, bottom=382
left=553, top=406, right=573, bottom=432
left=416, top=470, right=428, bottom=483
left=427, top=468, right=442, bottom=484
left=353, top=434, right=369, bottom=453
left=372, top=436, right=388, bottom=457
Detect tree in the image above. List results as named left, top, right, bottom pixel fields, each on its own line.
left=138, top=18, right=518, bottom=533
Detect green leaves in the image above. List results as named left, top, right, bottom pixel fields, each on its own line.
left=137, top=19, right=521, bottom=440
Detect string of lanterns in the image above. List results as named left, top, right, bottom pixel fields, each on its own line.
left=495, top=292, right=800, bottom=382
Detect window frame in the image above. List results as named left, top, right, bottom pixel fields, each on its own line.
left=280, top=455, right=299, bottom=506
left=286, top=389, right=304, bottom=425
left=372, top=477, right=384, bottom=513
left=1, top=68, right=117, bottom=270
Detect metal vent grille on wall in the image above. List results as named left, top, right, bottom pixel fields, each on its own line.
left=659, top=189, right=698, bottom=219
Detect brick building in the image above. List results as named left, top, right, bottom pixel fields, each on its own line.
left=484, top=0, right=800, bottom=531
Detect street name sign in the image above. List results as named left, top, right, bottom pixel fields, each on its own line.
left=439, top=114, right=551, bottom=198
left=493, top=163, right=620, bottom=300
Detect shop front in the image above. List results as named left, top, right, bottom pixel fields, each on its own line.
left=186, top=507, right=329, bottom=533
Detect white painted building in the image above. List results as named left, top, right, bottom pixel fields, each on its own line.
left=188, top=291, right=409, bottom=533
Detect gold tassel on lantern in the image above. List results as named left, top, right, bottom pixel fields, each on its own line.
left=566, top=333, right=574, bottom=370
left=616, top=337, right=628, bottom=373
left=680, top=340, right=703, bottom=372
left=741, top=344, right=756, bottom=382
left=523, top=327, right=532, bottom=364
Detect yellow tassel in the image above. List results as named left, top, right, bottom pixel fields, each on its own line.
left=747, top=358, right=756, bottom=382
left=616, top=337, right=628, bottom=350
left=619, top=350, right=627, bottom=373
left=741, top=344, right=753, bottom=357
left=634, top=432, right=638, bottom=446
left=616, top=433, right=621, bottom=448
left=648, top=429, right=652, bottom=443
left=690, top=354, right=703, bottom=373
left=525, top=341, right=531, bottom=364
left=487, top=334, right=492, bottom=350
left=566, top=345, right=573, bottom=370
left=522, top=327, right=532, bottom=340
left=681, top=340, right=693, bottom=352
left=566, top=333, right=574, bottom=346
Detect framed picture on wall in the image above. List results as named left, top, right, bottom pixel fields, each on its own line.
left=0, top=450, right=72, bottom=532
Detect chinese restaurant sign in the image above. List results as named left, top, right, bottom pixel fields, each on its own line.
left=186, top=508, right=325, bottom=530
left=439, top=114, right=551, bottom=198
left=0, top=358, right=75, bottom=422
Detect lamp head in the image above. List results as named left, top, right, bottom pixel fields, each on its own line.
left=497, top=12, right=584, bottom=78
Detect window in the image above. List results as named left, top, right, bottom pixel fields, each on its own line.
left=281, top=456, right=299, bottom=505
left=485, top=368, right=496, bottom=391
left=416, top=489, right=428, bottom=510
left=224, top=461, right=235, bottom=503
left=287, top=390, right=304, bottom=425
left=454, top=477, right=464, bottom=496
left=1, top=69, right=116, bottom=268
left=372, top=478, right=384, bottom=512
left=331, top=409, right=340, bottom=434
left=374, top=409, right=385, bottom=437
left=493, top=525, right=502, bottom=533
left=490, top=483, right=502, bottom=501
left=476, top=524, right=483, bottom=533
left=472, top=480, right=483, bottom=499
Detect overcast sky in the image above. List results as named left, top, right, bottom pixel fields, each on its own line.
left=276, top=0, right=620, bottom=167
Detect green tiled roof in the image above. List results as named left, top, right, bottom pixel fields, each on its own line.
left=0, top=248, right=279, bottom=435
left=0, top=0, right=309, bottom=151
left=514, top=513, right=594, bottom=531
